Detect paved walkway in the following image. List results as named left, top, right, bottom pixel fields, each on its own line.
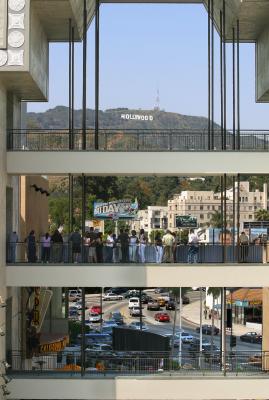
left=182, top=300, right=262, bottom=336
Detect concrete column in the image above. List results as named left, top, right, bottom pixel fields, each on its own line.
left=263, top=183, right=268, bottom=210
left=256, top=25, right=269, bottom=102
left=50, top=288, right=63, bottom=319
left=262, top=287, right=269, bottom=370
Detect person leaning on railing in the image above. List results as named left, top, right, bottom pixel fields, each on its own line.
left=129, top=230, right=139, bottom=263
left=25, top=230, right=36, bottom=263
left=155, top=233, right=163, bottom=264
left=51, top=229, right=63, bottom=263
left=118, top=228, right=129, bottom=263
left=162, top=230, right=175, bottom=263
left=239, top=231, right=249, bottom=263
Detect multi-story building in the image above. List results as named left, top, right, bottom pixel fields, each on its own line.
left=2, top=1, right=269, bottom=400
left=131, top=206, right=168, bottom=237
left=168, top=181, right=268, bottom=230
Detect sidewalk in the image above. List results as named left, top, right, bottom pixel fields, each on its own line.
left=182, top=300, right=261, bottom=336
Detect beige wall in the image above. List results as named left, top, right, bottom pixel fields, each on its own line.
left=262, top=287, right=269, bottom=370
left=20, top=176, right=49, bottom=241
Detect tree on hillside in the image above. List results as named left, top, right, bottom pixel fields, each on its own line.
left=255, top=209, right=269, bottom=221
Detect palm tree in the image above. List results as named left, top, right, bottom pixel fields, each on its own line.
left=207, top=288, right=221, bottom=351
left=255, top=209, right=269, bottom=221
left=210, top=211, right=222, bottom=228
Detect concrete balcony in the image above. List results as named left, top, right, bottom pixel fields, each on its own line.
left=6, top=263, right=269, bottom=287
left=7, top=376, right=269, bottom=400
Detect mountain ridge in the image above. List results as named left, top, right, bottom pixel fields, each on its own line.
left=27, top=106, right=218, bottom=130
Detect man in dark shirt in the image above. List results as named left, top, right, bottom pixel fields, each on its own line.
left=118, top=228, right=129, bottom=263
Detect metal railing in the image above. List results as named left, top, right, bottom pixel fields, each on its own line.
left=6, top=242, right=266, bottom=264
left=8, top=350, right=268, bottom=377
left=7, top=129, right=269, bottom=151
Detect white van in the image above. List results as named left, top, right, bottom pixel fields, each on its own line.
left=128, top=297, right=140, bottom=308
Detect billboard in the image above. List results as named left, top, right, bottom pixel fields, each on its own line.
left=176, top=215, right=197, bottom=228
left=94, top=199, right=138, bottom=220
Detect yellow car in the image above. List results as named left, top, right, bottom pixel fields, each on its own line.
left=157, top=298, right=166, bottom=307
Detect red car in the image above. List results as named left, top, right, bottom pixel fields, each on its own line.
left=90, top=305, right=102, bottom=315
left=154, top=312, right=170, bottom=322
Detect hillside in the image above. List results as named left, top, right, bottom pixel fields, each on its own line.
left=27, top=106, right=218, bottom=130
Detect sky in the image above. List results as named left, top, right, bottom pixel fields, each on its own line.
left=28, top=4, right=269, bottom=129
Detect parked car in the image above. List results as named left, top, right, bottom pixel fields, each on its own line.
left=182, top=296, right=190, bottom=305
left=90, top=305, right=102, bottom=314
left=110, top=311, right=124, bottom=325
left=88, top=312, right=101, bottom=323
left=154, top=312, right=170, bottom=322
left=130, top=306, right=142, bottom=317
left=141, top=295, right=152, bottom=304
left=129, top=322, right=149, bottom=331
left=240, top=332, right=262, bottom=344
left=128, top=297, right=140, bottom=308
left=196, top=324, right=220, bottom=335
left=166, top=301, right=176, bottom=310
left=87, top=343, right=113, bottom=352
left=103, top=293, right=123, bottom=301
left=105, top=287, right=128, bottom=295
left=147, top=301, right=160, bottom=311
left=68, top=289, right=82, bottom=301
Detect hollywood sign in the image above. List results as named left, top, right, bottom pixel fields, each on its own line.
left=121, top=114, right=154, bottom=121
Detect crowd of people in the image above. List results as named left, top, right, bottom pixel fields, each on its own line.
left=7, top=227, right=263, bottom=264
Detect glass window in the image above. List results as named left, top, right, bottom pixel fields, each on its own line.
left=200, top=205, right=203, bottom=210
left=200, top=214, right=204, bottom=219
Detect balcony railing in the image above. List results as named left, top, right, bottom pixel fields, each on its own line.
left=8, top=350, right=267, bottom=377
left=6, top=242, right=266, bottom=264
left=7, top=129, right=269, bottom=151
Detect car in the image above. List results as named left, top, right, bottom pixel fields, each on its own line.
left=154, top=288, right=165, bottom=294
left=68, top=289, right=82, bottom=301
left=189, top=342, right=213, bottom=354
left=103, top=319, right=119, bottom=326
left=147, top=301, right=160, bottom=311
left=110, top=311, right=124, bottom=325
left=129, top=322, right=149, bottom=330
left=157, top=298, right=166, bottom=307
left=128, top=297, right=140, bottom=308
left=166, top=301, right=176, bottom=310
left=88, top=312, right=102, bottom=323
left=124, top=290, right=141, bottom=298
left=74, top=300, right=89, bottom=310
left=98, top=324, right=118, bottom=335
left=182, top=296, right=190, bottom=305
left=240, top=332, right=262, bottom=344
left=68, top=308, right=79, bottom=319
left=90, top=305, right=102, bottom=314
left=105, top=287, right=128, bottom=295
left=154, top=312, right=170, bottom=322
left=141, top=295, right=152, bottom=304
left=87, top=343, right=113, bottom=352
left=176, top=331, right=194, bottom=344
left=103, top=293, right=123, bottom=301
left=130, top=306, right=142, bottom=317
left=196, top=324, right=220, bottom=335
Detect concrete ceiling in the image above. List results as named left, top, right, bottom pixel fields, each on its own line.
left=204, top=0, right=269, bottom=42
left=32, top=1, right=81, bottom=42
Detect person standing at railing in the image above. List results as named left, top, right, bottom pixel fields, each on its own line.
left=41, top=233, right=51, bottom=263
left=105, top=231, right=114, bottom=263
left=187, top=229, right=199, bottom=264
left=8, top=231, right=18, bottom=263
left=162, top=230, right=175, bottom=263
left=51, top=229, right=63, bottom=263
left=96, top=232, right=104, bottom=263
left=118, top=228, right=129, bottom=262
left=155, top=233, right=163, bottom=264
left=25, top=230, right=36, bottom=263
left=69, top=228, right=82, bottom=263
left=129, top=230, right=138, bottom=262
left=239, top=231, right=249, bottom=263
left=88, top=227, right=97, bottom=263
left=139, top=229, right=147, bottom=263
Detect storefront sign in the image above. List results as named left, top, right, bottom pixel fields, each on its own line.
left=39, top=336, right=69, bottom=353
left=32, top=287, right=40, bottom=327
left=176, top=215, right=197, bottom=228
left=249, top=300, right=262, bottom=306
left=94, top=199, right=138, bottom=220
left=235, top=300, right=249, bottom=307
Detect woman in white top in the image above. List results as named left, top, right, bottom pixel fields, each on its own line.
left=129, top=230, right=138, bottom=262
left=138, top=229, right=147, bottom=263
left=105, top=231, right=114, bottom=263
left=42, top=233, right=51, bottom=263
